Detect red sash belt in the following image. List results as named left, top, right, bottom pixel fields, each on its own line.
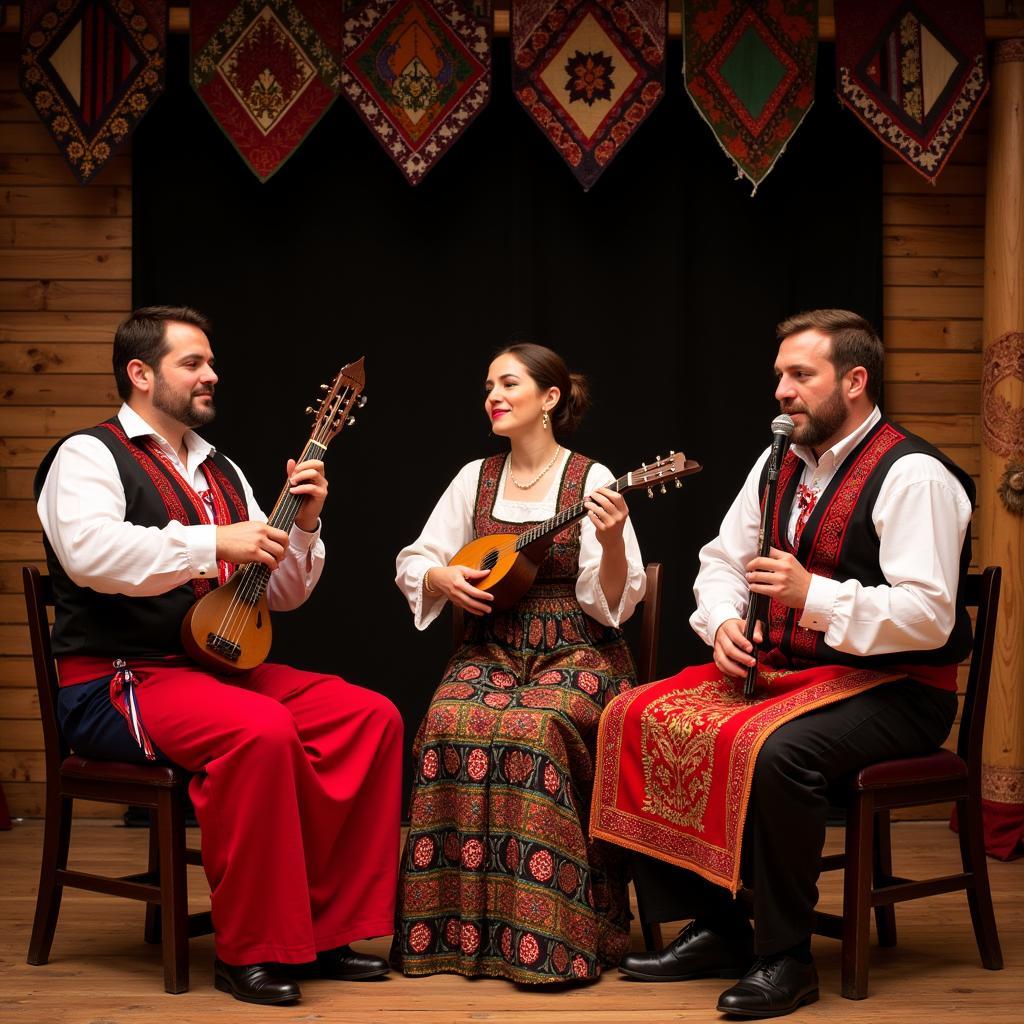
left=57, top=654, right=192, bottom=762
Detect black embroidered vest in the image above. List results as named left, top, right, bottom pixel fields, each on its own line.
left=760, top=416, right=975, bottom=669
left=34, top=419, right=249, bottom=658
left=473, top=452, right=593, bottom=583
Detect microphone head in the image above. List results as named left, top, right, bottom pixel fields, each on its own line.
left=771, top=414, right=795, bottom=437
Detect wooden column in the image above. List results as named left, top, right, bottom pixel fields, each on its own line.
left=980, top=38, right=1024, bottom=856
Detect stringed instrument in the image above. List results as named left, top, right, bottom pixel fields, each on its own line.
left=181, top=357, right=367, bottom=672
left=449, top=451, right=701, bottom=611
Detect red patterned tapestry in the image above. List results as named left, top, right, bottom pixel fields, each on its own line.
left=591, top=662, right=901, bottom=891
left=683, top=0, right=816, bottom=194
left=340, top=0, right=492, bottom=186
left=512, top=1, right=666, bottom=191
left=191, top=0, right=343, bottom=182
left=835, top=0, right=989, bottom=183
left=20, top=0, right=167, bottom=185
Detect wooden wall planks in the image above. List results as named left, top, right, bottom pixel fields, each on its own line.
left=0, top=35, right=126, bottom=818
left=0, top=39, right=989, bottom=819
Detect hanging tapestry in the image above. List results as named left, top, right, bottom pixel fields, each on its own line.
left=20, top=0, right=168, bottom=185
left=682, top=0, right=816, bottom=194
left=592, top=662, right=901, bottom=891
left=339, top=1, right=492, bottom=186
left=512, top=1, right=666, bottom=191
left=191, top=0, right=343, bottom=183
left=835, top=0, right=988, bottom=183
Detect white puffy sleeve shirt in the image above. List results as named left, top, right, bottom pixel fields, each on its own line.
left=36, top=404, right=324, bottom=612
left=395, top=452, right=646, bottom=631
left=689, top=407, right=973, bottom=658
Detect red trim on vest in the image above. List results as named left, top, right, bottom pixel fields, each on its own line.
left=97, top=422, right=213, bottom=598
left=769, top=423, right=907, bottom=659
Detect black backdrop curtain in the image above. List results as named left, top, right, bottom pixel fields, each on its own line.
left=133, top=36, right=881, bottom=793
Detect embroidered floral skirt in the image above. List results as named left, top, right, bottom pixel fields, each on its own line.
left=392, top=582, right=637, bottom=983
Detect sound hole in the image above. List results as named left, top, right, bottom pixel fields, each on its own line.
left=481, top=550, right=499, bottom=572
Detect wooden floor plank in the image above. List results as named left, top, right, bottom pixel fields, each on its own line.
left=0, top=821, right=1020, bottom=1022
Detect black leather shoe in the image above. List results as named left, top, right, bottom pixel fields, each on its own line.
left=307, top=945, right=389, bottom=981
left=213, top=958, right=301, bottom=1005
left=618, top=920, right=754, bottom=981
left=716, top=955, right=819, bottom=1018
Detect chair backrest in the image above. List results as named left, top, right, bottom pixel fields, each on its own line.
left=450, top=562, right=664, bottom=685
left=958, top=566, right=1002, bottom=781
left=21, top=567, right=69, bottom=779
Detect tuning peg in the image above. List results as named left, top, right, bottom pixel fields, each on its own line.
left=305, top=406, right=315, bottom=415
left=357, top=395, right=368, bottom=408
left=660, top=483, right=667, bottom=494
left=320, top=383, right=330, bottom=391
left=669, top=449, right=675, bottom=456
left=656, top=454, right=662, bottom=462
left=675, top=479, right=682, bottom=489
left=647, top=487, right=654, bottom=499
left=347, top=416, right=356, bottom=427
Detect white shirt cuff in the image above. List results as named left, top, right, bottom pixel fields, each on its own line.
left=799, top=574, right=838, bottom=633
left=190, top=524, right=219, bottom=580
left=289, top=519, right=321, bottom=551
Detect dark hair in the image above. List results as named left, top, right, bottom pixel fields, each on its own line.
left=112, top=305, right=212, bottom=400
left=496, top=342, right=590, bottom=435
left=775, top=309, right=884, bottom=403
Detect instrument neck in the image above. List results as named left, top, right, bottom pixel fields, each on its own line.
left=238, top=436, right=327, bottom=597
left=514, top=473, right=628, bottom=551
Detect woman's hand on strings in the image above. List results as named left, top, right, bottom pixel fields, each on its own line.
left=428, top=566, right=494, bottom=616
left=215, top=522, right=290, bottom=570
left=585, top=487, right=629, bottom=548
left=287, top=458, right=327, bottom=532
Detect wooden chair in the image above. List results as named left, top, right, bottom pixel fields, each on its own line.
left=636, top=568, right=1004, bottom=999
left=814, top=565, right=1004, bottom=998
left=22, top=566, right=212, bottom=994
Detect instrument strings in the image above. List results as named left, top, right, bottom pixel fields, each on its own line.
left=470, top=473, right=630, bottom=565
left=210, top=387, right=351, bottom=649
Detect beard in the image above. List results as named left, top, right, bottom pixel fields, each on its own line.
left=152, top=373, right=216, bottom=429
left=784, top=384, right=847, bottom=448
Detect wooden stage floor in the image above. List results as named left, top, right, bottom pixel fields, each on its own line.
left=0, top=820, right=1020, bottom=1023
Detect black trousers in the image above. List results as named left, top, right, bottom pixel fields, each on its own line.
left=632, top=679, right=958, bottom=955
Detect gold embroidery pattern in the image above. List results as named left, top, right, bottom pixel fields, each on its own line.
left=640, top=678, right=755, bottom=829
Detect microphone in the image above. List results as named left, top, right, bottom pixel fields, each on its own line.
left=743, top=413, right=795, bottom=698
left=766, top=414, right=795, bottom=481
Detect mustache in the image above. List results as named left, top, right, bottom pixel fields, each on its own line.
left=192, top=387, right=215, bottom=398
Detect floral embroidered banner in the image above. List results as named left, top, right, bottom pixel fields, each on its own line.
left=191, top=0, right=343, bottom=182
left=683, top=0, right=816, bottom=194
left=20, top=0, right=167, bottom=185
left=512, top=0, right=666, bottom=191
left=835, top=0, right=989, bottom=182
left=340, top=0, right=492, bottom=186
left=591, top=662, right=899, bottom=891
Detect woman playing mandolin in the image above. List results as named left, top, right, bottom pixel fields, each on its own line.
left=393, top=343, right=646, bottom=984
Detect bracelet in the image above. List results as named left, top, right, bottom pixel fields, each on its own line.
left=423, top=568, right=438, bottom=595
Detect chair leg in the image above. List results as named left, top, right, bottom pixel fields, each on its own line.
left=27, top=793, right=73, bottom=966
left=956, top=796, right=1003, bottom=970
left=640, top=920, right=663, bottom=951
left=157, top=788, right=190, bottom=994
left=872, top=809, right=897, bottom=948
left=841, top=794, right=874, bottom=999
left=144, top=810, right=161, bottom=944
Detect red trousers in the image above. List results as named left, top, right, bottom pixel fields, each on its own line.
left=125, top=661, right=402, bottom=965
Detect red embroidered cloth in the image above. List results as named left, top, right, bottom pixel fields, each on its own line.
left=591, top=661, right=902, bottom=891
left=191, top=1, right=343, bottom=182
left=835, top=0, right=989, bottom=183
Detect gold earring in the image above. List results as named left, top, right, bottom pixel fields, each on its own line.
left=542, top=410, right=549, bottom=430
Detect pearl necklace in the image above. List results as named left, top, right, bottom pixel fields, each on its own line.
left=508, top=447, right=561, bottom=490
